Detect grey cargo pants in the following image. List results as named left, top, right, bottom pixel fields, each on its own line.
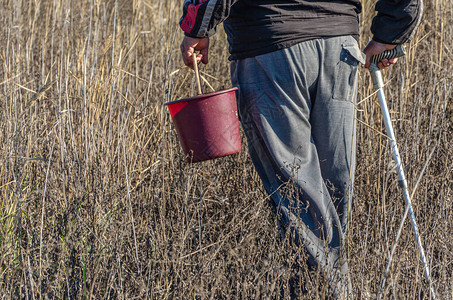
left=231, top=36, right=365, bottom=298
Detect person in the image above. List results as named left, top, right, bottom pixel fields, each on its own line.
left=179, top=0, right=423, bottom=298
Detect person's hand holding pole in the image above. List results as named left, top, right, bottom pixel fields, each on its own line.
left=180, top=36, right=210, bottom=69
left=363, top=40, right=398, bottom=69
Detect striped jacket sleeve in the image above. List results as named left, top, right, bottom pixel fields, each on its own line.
left=371, top=0, right=424, bottom=44
left=180, top=0, right=238, bottom=38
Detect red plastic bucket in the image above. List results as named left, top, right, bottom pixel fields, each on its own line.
left=164, top=87, right=241, bottom=163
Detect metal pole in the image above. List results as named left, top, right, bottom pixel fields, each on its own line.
left=368, top=47, right=436, bottom=299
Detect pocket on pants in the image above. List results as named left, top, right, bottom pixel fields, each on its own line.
left=332, top=43, right=365, bottom=102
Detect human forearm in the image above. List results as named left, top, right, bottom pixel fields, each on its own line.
left=371, top=0, right=424, bottom=44
left=180, top=0, right=239, bottom=38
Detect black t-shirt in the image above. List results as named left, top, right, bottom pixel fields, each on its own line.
left=224, top=0, right=361, bottom=59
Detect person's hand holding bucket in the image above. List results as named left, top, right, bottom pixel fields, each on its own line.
left=165, top=42, right=241, bottom=163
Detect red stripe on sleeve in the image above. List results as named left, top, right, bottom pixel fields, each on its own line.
left=181, top=3, right=201, bottom=33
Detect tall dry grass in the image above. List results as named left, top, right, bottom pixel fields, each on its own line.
left=0, top=0, right=451, bottom=298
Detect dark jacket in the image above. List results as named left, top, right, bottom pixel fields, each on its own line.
left=180, top=0, right=423, bottom=60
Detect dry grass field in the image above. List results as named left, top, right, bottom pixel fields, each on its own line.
left=1, top=0, right=452, bottom=298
